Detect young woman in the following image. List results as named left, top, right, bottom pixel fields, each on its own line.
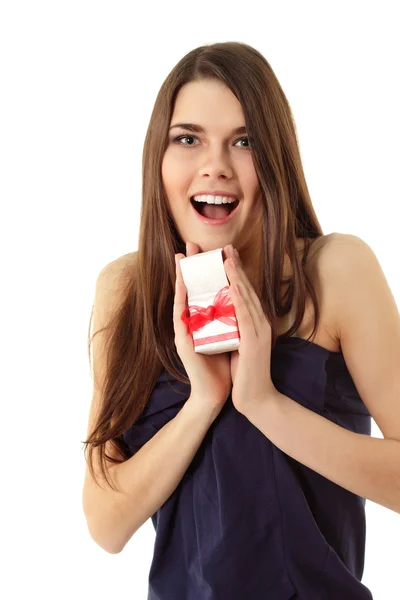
left=82, top=41, right=400, bottom=599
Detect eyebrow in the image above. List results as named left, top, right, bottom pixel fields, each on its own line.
left=169, top=123, right=247, bottom=135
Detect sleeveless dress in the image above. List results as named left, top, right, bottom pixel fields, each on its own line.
left=123, top=336, right=374, bottom=599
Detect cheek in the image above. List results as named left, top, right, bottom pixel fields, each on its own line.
left=162, top=155, right=190, bottom=190
left=246, top=168, right=261, bottom=191
left=236, top=166, right=258, bottom=194
left=161, top=151, right=178, bottom=180
left=160, top=157, right=169, bottom=189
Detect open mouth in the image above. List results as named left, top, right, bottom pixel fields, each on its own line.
left=190, top=197, right=239, bottom=219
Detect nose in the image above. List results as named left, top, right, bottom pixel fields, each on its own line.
left=198, top=147, right=234, bottom=179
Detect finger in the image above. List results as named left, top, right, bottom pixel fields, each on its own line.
left=225, top=247, right=265, bottom=322
left=225, top=258, right=261, bottom=331
left=224, top=245, right=254, bottom=304
left=173, top=253, right=191, bottom=342
left=175, top=246, right=197, bottom=316
left=230, top=280, right=258, bottom=339
left=186, top=241, right=201, bottom=256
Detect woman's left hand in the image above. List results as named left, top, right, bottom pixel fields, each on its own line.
left=224, top=245, right=277, bottom=414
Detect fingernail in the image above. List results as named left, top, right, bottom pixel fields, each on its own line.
left=234, top=248, right=239, bottom=258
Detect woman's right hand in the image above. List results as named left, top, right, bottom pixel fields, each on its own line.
left=173, top=242, right=232, bottom=414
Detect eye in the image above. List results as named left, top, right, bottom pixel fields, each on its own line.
left=235, top=137, right=250, bottom=149
left=172, top=135, right=251, bottom=149
left=174, top=134, right=199, bottom=147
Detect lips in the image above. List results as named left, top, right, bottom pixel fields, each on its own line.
left=190, top=197, right=239, bottom=215
left=190, top=197, right=240, bottom=225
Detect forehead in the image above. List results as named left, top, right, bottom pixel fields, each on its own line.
left=171, top=80, right=244, bottom=126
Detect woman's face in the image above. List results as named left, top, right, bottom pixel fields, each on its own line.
left=161, top=78, right=262, bottom=253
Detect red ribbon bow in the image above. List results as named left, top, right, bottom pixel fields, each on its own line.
left=180, top=285, right=237, bottom=334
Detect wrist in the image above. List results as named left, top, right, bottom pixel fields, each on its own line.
left=185, top=394, right=223, bottom=423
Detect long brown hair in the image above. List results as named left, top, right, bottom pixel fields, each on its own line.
left=82, top=41, right=324, bottom=492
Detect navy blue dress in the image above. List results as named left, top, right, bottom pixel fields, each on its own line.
left=123, top=336, right=374, bottom=599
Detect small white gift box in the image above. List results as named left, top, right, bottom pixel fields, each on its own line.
left=179, top=248, right=241, bottom=355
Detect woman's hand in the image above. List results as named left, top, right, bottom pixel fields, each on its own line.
left=174, top=242, right=232, bottom=413
left=224, top=245, right=277, bottom=414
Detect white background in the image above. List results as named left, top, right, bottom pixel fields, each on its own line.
left=1, top=1, right=399, bottom=598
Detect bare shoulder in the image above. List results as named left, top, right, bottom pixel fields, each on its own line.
left=308, top=232, right=364, bottom=349
left=99, top=251, right=137, bottom=280
left=93, top=251, right=137, bottom=328
left=97, top=251, right=137, bottom=292
left=305, top=232, right=341, bottom=264
left=287, top=233, right=349, bottom=351
left=303, top=232, right=357, bottom=278
left=309, top=232, right=364, bottom=269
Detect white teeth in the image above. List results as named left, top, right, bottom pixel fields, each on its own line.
left=192, top=194, right=237, bottom=204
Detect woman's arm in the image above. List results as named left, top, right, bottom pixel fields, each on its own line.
left=83, top=396, right=219, bottom=554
